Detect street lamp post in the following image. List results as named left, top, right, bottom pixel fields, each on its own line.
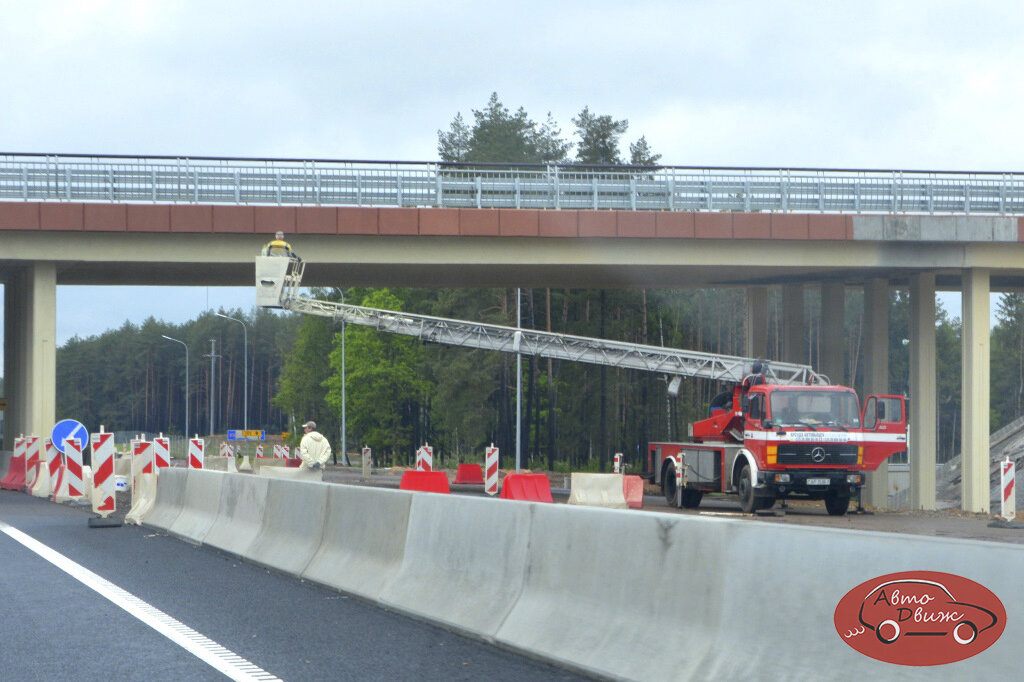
left=215, top=312, right=249, bottom=431
left=161, top=335, right=189, bottom=439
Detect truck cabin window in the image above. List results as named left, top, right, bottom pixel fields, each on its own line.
left=769, top=391, right=860, bottom=429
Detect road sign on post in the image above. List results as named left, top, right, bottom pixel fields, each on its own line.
left=51, top=419, right=88, bottom=456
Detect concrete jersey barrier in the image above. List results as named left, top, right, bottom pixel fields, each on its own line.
left=202, top=474, right=271, bottom=558
left=379, top=493, right=532, bottom=637
left=143, top=467, right=188, bottom=531
left=167, top=469, right=225, bottom=543
left=149, top=469, right=1024, bottom=680
left=303, top=485, right=414, bottom=601
left=493, top=505, right=1024, bottom=681
left=245, top=478, right=329, bottom=575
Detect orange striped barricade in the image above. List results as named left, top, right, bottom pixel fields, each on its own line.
left=54, top=438, right=86, bottom=502
left=188, top=438, right=204, bottom=469
left=23, top=437, right=41, bottom=490
left=485, top=444, right=499, bottom=496
left=90, top=432, right=116, bottom=517
left=416, top=444, right=433, bottom=472
left=153, top=435, right=170, bottom=469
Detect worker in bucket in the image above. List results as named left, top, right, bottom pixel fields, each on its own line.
left=298, top=421, right=332, bottom=471
left=261, top=231, right=298, bottom=258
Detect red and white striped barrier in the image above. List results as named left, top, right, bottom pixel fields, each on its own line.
left=283, top=445, right=290, bottom=458
left=153, top=436, right=170, bottom=469
left=416, top=444, right=433, bottom=472
left=219, top=442, right=233, bottom=458
left=134, top=440, right=154, bottom=475
left=256, top=444, right=264, bottom=458
left=23, top=437, right=41, bottom=489
left=485, top=444, right=499, bottom=496
left=188, top=438, right=204, bottom=469
left=56, top=438, right=86, bottom=501
left=91, top=432, right=116, bottom=516
left=613, top=453, right=622, bottom=474
left=272, top=443, right=282, bottom=458
left=1001, top=457, right=1016, bottom=522
left=45, top=438, right=61, bottom=483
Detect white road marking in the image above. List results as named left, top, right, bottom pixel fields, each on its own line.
left=0, top=520, right=281, bottom=682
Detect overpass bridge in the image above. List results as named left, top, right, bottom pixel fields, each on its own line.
left=3, top=152, right=1024, bottom=514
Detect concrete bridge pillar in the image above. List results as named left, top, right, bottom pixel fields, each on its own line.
left=861, top=278, right=890, bottom=509
left=909, top=273, right=937, bottom=510
left=781, top=283, right=804, bottom=364
left=961, top=268, right=991, bottom=513
left=3, top=263, right=56, bottom=447
left=743, top=286, right=768, bottom=360
left=819, top=282, right=845, bottom=385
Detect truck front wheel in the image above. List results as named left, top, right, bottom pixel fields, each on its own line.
left=738, top=464, right=756, bottom=513
left=825, top=491, right=850, bottom=516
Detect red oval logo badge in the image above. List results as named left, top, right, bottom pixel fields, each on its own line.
left=835, top=571, right=1005, bottom=666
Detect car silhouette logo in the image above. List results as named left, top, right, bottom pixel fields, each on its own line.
left=835, top=571, right=1005, bottom=665
left=857, top=579, right=998, bottom=646
left=810, top=446, right=827, bottom=462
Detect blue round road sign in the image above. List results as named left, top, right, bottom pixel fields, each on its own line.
left=51, top=419, right=89, bottom=455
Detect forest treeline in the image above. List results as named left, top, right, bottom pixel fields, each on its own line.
left=45, top=95, right=1024, bottom=469
left=53, top=286, right=1024, bottom=470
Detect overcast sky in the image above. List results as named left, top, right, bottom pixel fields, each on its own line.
left=2, top=0, right=1022, bottom=344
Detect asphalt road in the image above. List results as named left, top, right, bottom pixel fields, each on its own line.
left=0, top=491, right=587, bottom=681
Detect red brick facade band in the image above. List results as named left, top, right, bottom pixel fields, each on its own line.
left=6, top=200, right=994, bottom=241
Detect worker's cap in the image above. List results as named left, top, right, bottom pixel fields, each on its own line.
left=303, top=421, right=316, bottom=430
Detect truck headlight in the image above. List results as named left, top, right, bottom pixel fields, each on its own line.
left=773, top=473, right=791, bottom=483
left=847, top=474, right=862, bottom=485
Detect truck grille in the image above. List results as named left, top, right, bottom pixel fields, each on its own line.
left=777, top=443, right=858, bottom=465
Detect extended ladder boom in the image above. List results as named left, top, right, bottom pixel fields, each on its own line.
left=256, top=255, right=827, bottom=386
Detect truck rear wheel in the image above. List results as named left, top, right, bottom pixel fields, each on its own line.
left=824, top=492, right=850, bottom=516
left=663, top=462, right=677, bottom=505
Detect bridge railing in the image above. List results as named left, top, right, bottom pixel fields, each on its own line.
left=2, top=153, right=1023, bottom=215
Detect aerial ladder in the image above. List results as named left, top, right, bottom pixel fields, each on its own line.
left=255, top=254, right=826, bottom=388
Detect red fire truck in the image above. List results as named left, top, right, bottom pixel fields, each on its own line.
left=258, top=250, right=906, bottom=516
left=649, top=374, right=906, bottom=515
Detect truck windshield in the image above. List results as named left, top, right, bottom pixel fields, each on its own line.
left=769, top=390, right=861, bottom=429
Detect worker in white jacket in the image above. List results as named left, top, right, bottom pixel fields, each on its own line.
left=299, top=421, right=332, bottom=471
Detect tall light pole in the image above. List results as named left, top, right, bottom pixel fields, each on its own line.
left=204, top=339, right=219, bottom=436
left=215, top=312, right=249, bottom=430
left=515, top=287, right=522, bottom=472
left=340, top=290, right=347, bottom=467
left=161, top=335, right=189, bottom=438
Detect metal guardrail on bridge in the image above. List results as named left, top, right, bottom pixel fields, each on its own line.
left=3, top=153, right=1024, bottom=215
